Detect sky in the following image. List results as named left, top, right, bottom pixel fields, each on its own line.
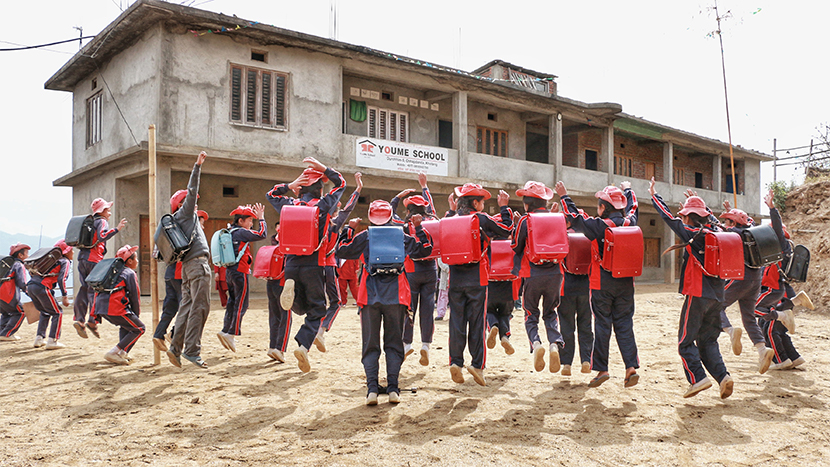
left=1, top=0, right=827, bottom=238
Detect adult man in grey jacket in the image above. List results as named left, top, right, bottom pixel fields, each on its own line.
left=167, top=151, right=212, bottom=369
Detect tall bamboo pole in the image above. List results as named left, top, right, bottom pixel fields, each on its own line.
left=148, top=124, right=160, bottom=365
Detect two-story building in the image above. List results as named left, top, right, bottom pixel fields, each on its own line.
left=46, top=0, right=772, bottom=294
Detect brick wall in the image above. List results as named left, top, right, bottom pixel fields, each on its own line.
left=563, top=133, right=579, bottom=167
left=673, top=147, right=714, bottom=190
left=614, top=133, right=665, bottom=182
left=580, top=130, right=605, bottom=172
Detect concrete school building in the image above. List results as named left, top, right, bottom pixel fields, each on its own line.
left=46, top=0, right=771, bottom=294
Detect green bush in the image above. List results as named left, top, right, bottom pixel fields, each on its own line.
left=766, top=180, right=794, bottom=213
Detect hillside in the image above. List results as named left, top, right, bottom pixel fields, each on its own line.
left=0, top=231, right=63, bottom=256
left=783, top=179, right=830, bottom=309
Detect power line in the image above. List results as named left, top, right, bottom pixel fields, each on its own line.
left=776, top=153, right=830, bottom=167
left=775, top=147, right=830, bottom=162
left=0, top=36, right=94, bottom=51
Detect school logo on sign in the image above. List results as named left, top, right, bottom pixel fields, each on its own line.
left=356, top=138, right=449, bottom=176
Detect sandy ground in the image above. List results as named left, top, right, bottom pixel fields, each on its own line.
left=0, top=282, right=828, bottom=466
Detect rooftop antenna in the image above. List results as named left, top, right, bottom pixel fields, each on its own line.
left=710, top=0, right=738, bottom=209
left=73, top=26, right=83, bottom=49
left=329, top=0, right=339, bottom=40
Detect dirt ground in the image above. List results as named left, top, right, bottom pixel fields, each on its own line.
left=0, top=282, right=827, bottom=466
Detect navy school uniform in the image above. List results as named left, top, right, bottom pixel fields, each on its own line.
left=511, top=207, right=564, bottom=352
left=28, top=257, right=70, bottom=340
left=0, top=259, right=28, bottom=337
left=486, top=279, right=516, bottom=339
left=74, top=216, right=120, bottom=324
left=90, top=268, right=145, bottom=353
left=222, top=219, right=267, bottom=336
left=321, top=188, right=360, bottom=331
left=266, top=167, right=345, bottom=350
left=559, top=264, right=593, bottom=367
left=267, top=234, right=291, bottom=352
left=336, top=223, right=432, bottom=395
left=561, top=190, right=640, bottom=373
left=392, top=187, right=439, bottom=346
left=445, top=207, right=513, bottom=370
left=155, top=262, right=182, bottom=340
left=653, top=193, right=729, bottom=385
left=718, top=223, right=766, bottom=346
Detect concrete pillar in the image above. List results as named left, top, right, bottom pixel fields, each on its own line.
left=664, top=142, right=674, bottom=185
left=549, top=113, right=563, bottom=181
left=663, top=224, right=676, bottom=284
left=601, top=126, right=615, bottom=185
left=452, top=91, right=468, bottom=178
left=714, top=154, right=722, bottom=194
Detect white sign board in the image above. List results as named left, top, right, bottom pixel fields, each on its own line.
left=356, top=138, right=449, bottom=176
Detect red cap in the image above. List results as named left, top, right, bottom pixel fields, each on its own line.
left=678, top=196, right=710, bottom=217
left=595, top=186, right=627, bottom=210
left=719, top=208, right=749, bottom=226
left=516, top=181, right=553, bottom=200
left=403, top=195, right=429, bottom=207
left=9, top=243, right=30, bottom=256
left=302, top=168, right=328, bottom=185
left=197, top=210, right=209, bottom=221
left=454, top=183, right=491, bottom=200
left=230, top=206, right=257, bottom=218
left=91, top=198, right=113, bottom=215
left=169, top=190, right=198, bottom=212
left=116, top=244, right=139, bottom=261
left=368, top=200, right=393, bottom=225
left=54, top=239, right=72, bottom=255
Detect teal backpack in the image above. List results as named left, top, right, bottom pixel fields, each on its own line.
left=210, top=227, right=246, bottom=267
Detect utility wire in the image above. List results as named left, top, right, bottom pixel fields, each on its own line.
left=0, top=36, right=94, bottom=51
left=774, top=147, right=830, bottom=162
left=776, top=153, right=830, bottom=167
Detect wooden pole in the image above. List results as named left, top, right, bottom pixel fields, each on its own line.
left=713, top=0, right=738, bottom=208
left=773, top=138, right=777, bottom=182
left=148, top=124, right=160, bottom=365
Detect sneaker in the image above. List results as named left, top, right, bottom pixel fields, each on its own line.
left=86, top=322, right=100, bottom=339
left=419, top=348, right=429, bottom=366
left=729, top=327, right=743, bottom=356
left=770, top=358, right=793, bottom=370
left=561, top=364, right=572, bottom=376
left=549, top=344, right=561, bottom=373
left=280, top=279, right=295, bottom=311
left=104, top=349, right=129, bottom=365
left=44, top=338, right=66, bottom=350
left=779, top=309, right=796, bottom=334
left=167, top=349, right=182, bottom=368
left=792, top=290, right=815, bottom=310
left=719, top=375, right=734, bottom=399
left=450, top=364, right=465, bottom=384
left=467, top=366, right=486, bottom=386
left=533, top=342, right=545, bottom=372
left=217, top=332, right=231, bottom=350
left=486, top=326, right=499, bottom=349
left=758, top=347, right=775, bottom=374
left=581, top=362, right=591, bottom=374
left=501, top=336, right=515, bottom=355
left=791, top=356, right=806, bottom=368
left=152, top=337, right=168, bottom=352
left=403, top=343, right=414, bottom=359
left=73, top=321, right=88, bottom=339
left=366, top=392, right=378, bottom=406
left=267, top=348, right=285, bottom=363
left=0, top=335, right=20, bottom=342
left=313, top=331, right=326, bottom=353
left=683, top=377, right=712, bottom=398
left=294, top=346, right=311, bottom=373
left=388, top=391, right=400, bottom=404
left=225, top=334, right=237, bottom=353
left=33, top=336, right=46, bottom=348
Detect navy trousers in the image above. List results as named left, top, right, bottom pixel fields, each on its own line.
left=321, top=265, right=341, bottom=331
left=558, top=294, right=593, bottom=366
left=522, top=275, right=563, bottom=351
left=73, top=258, right=97, bottom=323
left=403, top=269, right=437, bottom=345
left=678, top=296, right=729, bottom=385
left=448, top=285, right=487, bottom=369
left=29, top=283, right=63, bottom=339
left=360, top=303, right=406, bottom=395
left=719, top=277, right=765, bottom=345
left=267, top=279, right=292, bottom=351
left=0, top=301, right=25, bottom=337
left=589, top=288, right=639, bottom=372
left=154, top=278, right=181, bottom=339
left=222, top=269, right=250, bottom=336
left=486, top=300, right=513, bottom=339
left=285, top=265, right=327, bottom=350
left=100, top=312, right=145, bottom=352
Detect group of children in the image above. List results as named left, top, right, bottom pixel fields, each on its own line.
left=0, top=152, right=814, bottom=406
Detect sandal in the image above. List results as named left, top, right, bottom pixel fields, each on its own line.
left=588, top=374, right=610, bottom=388
left=183, top=354, right=208, bottom=369
left=166, top=350, right=182, bottom=368
left=624, top=372, right=639, bottom=388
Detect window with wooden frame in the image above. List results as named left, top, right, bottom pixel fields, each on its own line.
left=476, top=126, right=508, bottom=157
left=673, top=167, right=685, bottom=185
left=86, top=91, right=103, bottom=148
left=614, top=155, right=633, bottom=177
left=229, top=64, right=287, bottom=129
left=367, top=106, right=408, bottom=142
